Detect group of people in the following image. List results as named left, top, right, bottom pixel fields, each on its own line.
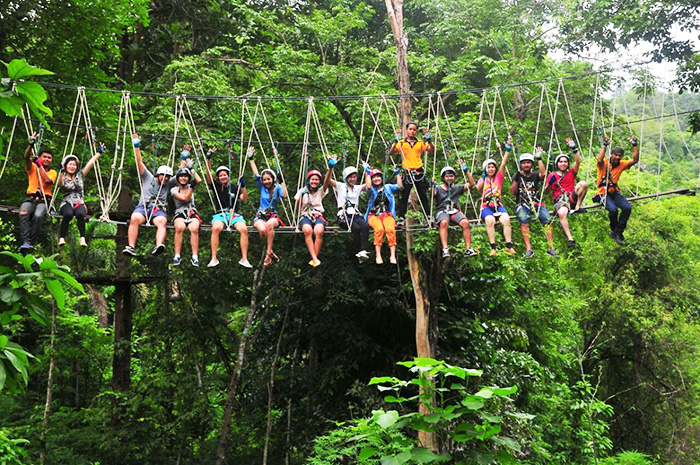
left=16, top=122, right=640, bottom=266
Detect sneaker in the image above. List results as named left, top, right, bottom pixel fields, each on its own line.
left=396, top=217, right=406, bottom=227
left=504, top=247, right=517, bottom=255
left=524, top=249, right=535, bottom=259
left=191, top=256, right=199, bottom=267
left=546, top=249, right=559, bottom=258
left=465, top=247, right=478, bottom=257
left=489, top=248, right=497, bottom=257
left=238, top=259, right=253, bottom=268
left=207, top=259, right=220, bottom=268
left=58, top=237, right=66, bottom=247
left=355, top=250, right=370, bottom=261
left=309, top=259, right=321, bottom=268
left=618, top=231, right=625, bottom=241
left=567, top=240, right=577, bottom=248
left=151, top=243, right=165, bottom=256
left=442, top=248, right=451, bottom=258
left=609, top=230, right=623, bottom=245
left=172, top=255, right=182, bottom=266
left=122, top=245, right=136, bottom=256
left=79, top=237, right=87, bottom=247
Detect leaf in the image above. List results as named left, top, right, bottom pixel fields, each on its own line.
left=380, top=456, right=400, bottom=465
left=359, top=447, right=378, bottom=462
left=492, top=436, right=522, bottom=452
left=369, top=376, right=400, bottom=385
left=49, top=267, right=84, bottom=293
left=3, top=349, right=28, bottom=384
left=0, top=287, right=25, bottom=304
left=0, top=361, right=6, bottom=391
left=474, top=388, right=494, bottom=399
left=462, top=399, right=484, bottom=410
left=0, top=335, right=7, bottom=348
left=5, top=59, right=54, bottom=80
left=506, top=412, right=535, bottom=420
left=0, top=93, right=24, bottom=118
left=44, top=278, right=65, bottom=310
left=374, top=410, right=399, bottom=429
left=410, top=447, right=445, bottom=464
left=490, top=385, right=517, bottom=396
left=480, top=413, right=502, bottom=423
left=396, top=451, right=412, bottom=464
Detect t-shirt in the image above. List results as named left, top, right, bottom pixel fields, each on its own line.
left=60, top=172, right=84, bottom=208
left=294, top=187, right=327, bottom=216
left=26, top=163, right=57, bottom=197
left=170, top=184, right=197, bottom=216
left=255, top=175, right=285, bottom=213
left=596, top=159, right=634, bottom=195
left=395, top=138, right=429, bottom=170
left=140, top=169, right=174, bottom=207
left=210, top=181, right=243, bottom=213
left=335, top=183, right=364, bottom=216
left=434, top=184, right=465, bottom=213
left=547, top=170, right=576, bottom=201
left=476, top=170, right=504, bottom=208
left=365, top=183, right=400, bottom=219
left=512, top=171, right=543, bottom=206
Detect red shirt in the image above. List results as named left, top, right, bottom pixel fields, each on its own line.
left=548, top=170, right=575, bottom=200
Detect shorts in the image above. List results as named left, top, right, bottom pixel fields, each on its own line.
left=516, top=204, right=551, bottom=225
left=299, top=215, right=327, bottom=228
left=254, top=211, right=285, bottom=227
left=480, top=205, right=508, bottom=220
left=173, top=210, right=201, bottom=224
left=133, top=204, right=167, bottom=224
left=554, top=192, right=579, bottom=213
left=436, top=210, right=467, bottom=225
left=212, top=211, right=246, bottom=226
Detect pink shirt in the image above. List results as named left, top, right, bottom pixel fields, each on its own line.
left=477, top=170, right=504, bottom=208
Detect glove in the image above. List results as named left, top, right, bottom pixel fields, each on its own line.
left=180, top=149, right=190, bottom=160
left=630, top=136, right=638, bottom=147
left=566, top=138, right=577, bottom=151
left=132, top=137, right=141, bottom=148
left=299, top=187, right=308, bottom=196
left=362, top=161, right=371, bottom=175
left=34, top=158, right=43, bottom=168
left=393, top=166, right=400, bottom=176
left=328, top=157, right=338, bottom=168
left=206, top=149, right=215, bottom=160
left=548, top=175, right=556, bottom=186
left=534, top=152, right=542, bottom=161
left=461, top=162, right=469, bottom=173
left=186, top=159, right=194, bottom=170
left=423, top=132, right=432, bottom=143
left=393, top=133, right=401, bottom=143
left=602, top=138, right=610, bottom=147
left=29, top=136, right=37, bottom=146
left=504, top=141, right=513, bottom=152
left=57, top=163, right=64, bottom=172
left=239, top=176, right=246, bottom=188
left=97, top=143, right=106, bottom=154
left=246, top=147, right=255, bottom=159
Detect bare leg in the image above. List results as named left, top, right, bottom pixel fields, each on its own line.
left=459, top=219, right=472, bottom=249
left=500, top=214, right=512, bottom=243
left=574, top=181, right=588, bottom=210
left=439, top=220, right=449, bottom=249
left=558, top=207, right=574, bottom=241
left=188, top=219, right=200, bottom=255
left=544, top=224, right=554, bottom=248
left=302, top=224, right=317, bottom=261
left=153, top=216, right=167, bottom=246
left=128, top=213, right=146, bottom=248
left=265, top=219, right=279, bottom=255
left=235, top=221, right=249, bottom=262
left=211, top=222, right=224, bottom=261
left=173, top=218, right=186, bottom=256
left=485, top=216, right=496, bottom=244
left=375, top=245, right=384, bottom=264
left=521, top=222, right=532, bottom=250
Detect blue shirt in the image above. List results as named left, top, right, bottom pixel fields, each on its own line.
left=365, top=183, right=400, bottom=219
left=255, top=175, right=285, bottom=212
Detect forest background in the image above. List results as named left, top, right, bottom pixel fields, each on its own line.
left=0, top=0, right=700, bottom=464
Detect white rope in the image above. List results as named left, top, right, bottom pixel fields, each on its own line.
left=585, top=74, right=601, bottom=185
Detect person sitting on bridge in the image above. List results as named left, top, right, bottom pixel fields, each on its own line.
left=250, top=150, right=288, bottom=267
left=434, top=163, right=477, bottom=258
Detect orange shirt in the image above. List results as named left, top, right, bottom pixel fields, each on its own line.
left=596, top=159, right=634, bottom=195
left=395, top=138, right=429, bottom=170
left=26, top=163, right=57, bottom=196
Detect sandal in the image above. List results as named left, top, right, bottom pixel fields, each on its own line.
left=270, top=250, right=281, bottom=263
left=264, top=252, right=272, bottom=267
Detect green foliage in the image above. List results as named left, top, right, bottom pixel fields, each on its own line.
left=0, top=428, right=29, bottom=465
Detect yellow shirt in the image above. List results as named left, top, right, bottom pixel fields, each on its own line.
left=596, top=159, right=634, bottom=195
left=26, top=163, right=57, bottom=196
left=395, top=138, right=428, bottom=170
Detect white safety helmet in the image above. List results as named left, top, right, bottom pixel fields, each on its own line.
left=156, top=165, right=173, bottom=177
left=554, top=153, right=570, bottom=165
left=260, top=168, right=277, bottom=182
left=440, top=166, right=456, bottom=179
left=519, top=153, right=535, bottom=164
left=61, top=154, right=80, bottom=167
left=215, top=165, right=230, bottom=176
left=482, top=158, right=497, bottom=172
left=342, top=166, right=358, bottom=180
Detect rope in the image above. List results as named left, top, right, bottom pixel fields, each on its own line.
left=585, top=74, right=601, bottom=186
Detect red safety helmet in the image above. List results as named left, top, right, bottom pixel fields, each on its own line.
left=306, top=169, right=322, bottom=181
left=369, top=169, right=383, bottom=178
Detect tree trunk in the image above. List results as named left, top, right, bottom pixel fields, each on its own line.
left=214, top=261, right=267, bottom=465
left=39, top=303, right=57, bottom=465
left=112, top=188, right=133, bottom=425
left=262, top=304, right=291, bottom=465
left=385, top=0, right=437, bottom=451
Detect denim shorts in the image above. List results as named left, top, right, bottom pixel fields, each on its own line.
left=515, top=203, right=551, bottom=225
